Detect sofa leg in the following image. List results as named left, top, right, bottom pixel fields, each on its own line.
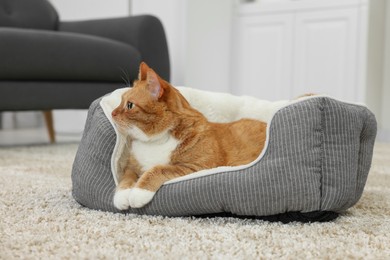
left=43, top=110, right=55, bottom=143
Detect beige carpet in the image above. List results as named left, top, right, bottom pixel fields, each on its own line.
left=0, top=143, right=389, bottom=259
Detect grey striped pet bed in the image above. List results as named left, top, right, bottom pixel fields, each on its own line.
left=72, top=88, right=377, bottom=221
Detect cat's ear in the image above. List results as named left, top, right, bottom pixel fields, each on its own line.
left=146, top=69, right=164, bottom=99
left=138, top=62, right=150, bottom=81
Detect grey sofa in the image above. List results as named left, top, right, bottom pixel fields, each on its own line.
left=0, top=0, right=170, bottom=142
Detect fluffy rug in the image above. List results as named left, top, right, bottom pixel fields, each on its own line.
left=0, top=143, right=389, bottom=259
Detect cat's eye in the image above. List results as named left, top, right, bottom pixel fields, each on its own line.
left=127, top=102, right=135, bottom=110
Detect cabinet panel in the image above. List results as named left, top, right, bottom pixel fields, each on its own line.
left=293, top=8, right=359, bottom=100
left=232, top=15, right=294, bottom=100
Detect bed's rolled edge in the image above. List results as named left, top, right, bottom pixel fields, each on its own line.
left=320, top=97, right=377, bottom=212
left=349, top=106, right=377, bottom=208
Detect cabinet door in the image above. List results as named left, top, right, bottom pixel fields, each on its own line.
left=293, top=8, right=359, bottom=100
left=231, top=14, right=294, bottom=100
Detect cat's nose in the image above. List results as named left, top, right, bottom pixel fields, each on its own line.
left=112, top=110, right=117, bottom=117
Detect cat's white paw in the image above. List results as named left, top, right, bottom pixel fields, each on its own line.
left=129, top=188, right=155, bottom=208
left=113, top=188, right=132, bottom=210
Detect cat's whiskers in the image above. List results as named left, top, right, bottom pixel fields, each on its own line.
left=119, top=67, right=131, bottom=87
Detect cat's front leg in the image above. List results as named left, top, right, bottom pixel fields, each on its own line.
left=129, top=165, right=193, bottom=208
left=113, top=168, right=138, bottom=210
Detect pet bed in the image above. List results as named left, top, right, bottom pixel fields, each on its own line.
left=72, top=87, right=377, bottom=221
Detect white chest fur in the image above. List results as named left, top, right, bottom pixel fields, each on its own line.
left=131, top=132, right=180, bottom=172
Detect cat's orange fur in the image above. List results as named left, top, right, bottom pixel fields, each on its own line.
left=112, top=62, right=267, bottom=209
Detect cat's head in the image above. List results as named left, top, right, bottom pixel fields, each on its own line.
left=111, top=62, right=189, bottom=141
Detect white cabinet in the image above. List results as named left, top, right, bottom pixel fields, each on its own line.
left=294, top=8, right=360, bottom=100
left=232, top=14, right=294, bottom=100
left=231, top=0, right=368, bottom=102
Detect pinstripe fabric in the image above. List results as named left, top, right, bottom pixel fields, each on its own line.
left=320, top=98, right=377, bottom=211
left=72, top=99, right=119, bottom=213
left=71, top=97, right=376, bottom=217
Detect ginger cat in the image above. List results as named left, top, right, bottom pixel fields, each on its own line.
left=112, top=62, right=267, bottom=210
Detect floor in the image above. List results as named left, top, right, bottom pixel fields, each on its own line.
left=0, top=127, right=81, bottom=146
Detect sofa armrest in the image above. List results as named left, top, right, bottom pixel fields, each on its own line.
left=59, top=15, right=170, bottom=81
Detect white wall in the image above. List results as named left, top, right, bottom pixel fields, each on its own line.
left=381, top=1, right=390, bottom=140
left=1, top=112, right=43, bottom=129
left=366, top=0, right=385, bottom=126
left=132, top=0, right=187, bottom=86
left=366, top=0, right=390, bottom=141
left=132, top=0, right=234, bottom=92
left=185, top=0, right=233, bottom=92
left=49, top=0, right=130, bottom=21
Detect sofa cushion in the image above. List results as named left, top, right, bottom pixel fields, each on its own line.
left=0, top=28, right=141, bottom=82
left=0, top=0, right=58, bottom=30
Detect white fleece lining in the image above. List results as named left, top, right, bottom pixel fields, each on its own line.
left=100, top=88, right=129, bottom=186
left=99, top=87, right=365, bottom=186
